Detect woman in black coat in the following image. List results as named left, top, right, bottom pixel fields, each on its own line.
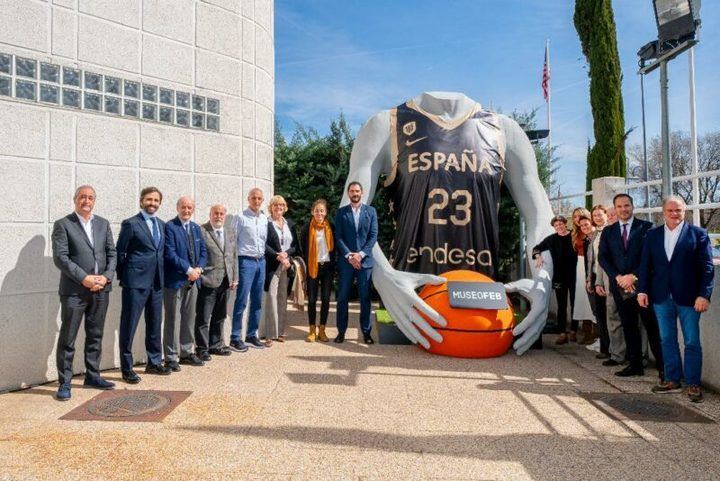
left=298, top=199, right=335, bottom=342
left=263, top=195, right=299, bottom=345
left=532, top=215, right=578, bottom=344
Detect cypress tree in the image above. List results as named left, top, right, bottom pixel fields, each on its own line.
left=574, top=0, right=626, bottom=203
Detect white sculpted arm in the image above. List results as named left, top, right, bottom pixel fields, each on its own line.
left=342, top=111, right=447, bottom=349
left=500, top=115, right=555, bottom=355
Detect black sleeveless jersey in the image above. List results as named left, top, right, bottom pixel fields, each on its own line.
left=384, top=100, right=506, bottom=277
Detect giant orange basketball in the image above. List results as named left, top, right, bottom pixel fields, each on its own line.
left=418, top=270, right=515, bottom=358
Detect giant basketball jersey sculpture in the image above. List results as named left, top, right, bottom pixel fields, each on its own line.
left=385, top=100, right=504, bottom=277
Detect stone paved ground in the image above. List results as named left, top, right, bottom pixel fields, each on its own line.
left=1, top=304, right=720, bottom=481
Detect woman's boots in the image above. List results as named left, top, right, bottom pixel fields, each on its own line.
left=317, top=325, right=329, bottom=342
left=307, top=325, right=330, bottom=342
left=306, top=325, right=317, bottom=342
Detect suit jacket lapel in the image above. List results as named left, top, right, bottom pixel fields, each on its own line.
left=137, top=212, right=157, bottom=249
left=70, top=214, right=93, bottom=249
left=205, top=224, right=223, bottom=252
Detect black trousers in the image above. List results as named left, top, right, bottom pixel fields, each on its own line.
left=307, top=262, right=333, bottom=326
left=554, top=283, right=577, bottom=333
left=589, top=291, right=610, bottom=354
left=195, top=276, right=230, bottom=352
left=614, top=291, right=663, bottom=377
left=56, top=290, right=109, bottom=385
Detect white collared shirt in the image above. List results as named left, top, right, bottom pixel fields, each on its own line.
left=272, top=219, right=292, bottom=252
left=75, top=212, right=94, bottom=246
left=351, top=204, right=362, bottom=232
left=619, top=216, right=634, bottom=235
left=664, top=221, right=684, bottom=261
left=315, top=228, right=330, bottom=262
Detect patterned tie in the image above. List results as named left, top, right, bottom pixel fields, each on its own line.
left=216, top=230, right=224, bottom=251
left=621, top=223, right=629, bottom=250
left=151, top=217, right=160, bottom=248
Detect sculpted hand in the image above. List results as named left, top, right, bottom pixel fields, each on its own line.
left=372, top=263, right=446, bottom=349
left=505, top=251, right=552, bottom=355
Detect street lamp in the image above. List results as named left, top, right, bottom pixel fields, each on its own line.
left=637, top=0, right=701, bottom=199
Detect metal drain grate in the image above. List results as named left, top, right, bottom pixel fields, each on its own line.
left=581, top=392, right=715, bottom=424
left=87, top=391, right=170, bottom=418
left=61, top=390, right=191, bottom=422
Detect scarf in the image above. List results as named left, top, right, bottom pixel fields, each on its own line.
left=308, top=218, right=334, bottom=279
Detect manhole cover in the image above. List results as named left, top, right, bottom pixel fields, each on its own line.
left=87, top=392, right=170, bottom=417
left=60, top=390, right=192, bottom=423
left=581, top=392, right=715, bottom=424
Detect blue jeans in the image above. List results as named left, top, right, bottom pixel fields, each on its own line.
left=231, top=257, right=266, bottom=341
left=653, top=297, right=702, bottom=386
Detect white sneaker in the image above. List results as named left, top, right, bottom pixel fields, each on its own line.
left=586, top=339, right=600, bottom=352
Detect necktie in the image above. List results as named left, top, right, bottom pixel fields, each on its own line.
left=151, top=217, right=160, bottom=248
left=186, top=224, right=196, bottom=264
left=621, top=223, right=629, bottom=250
left=216, top=230, right=224, bottom=250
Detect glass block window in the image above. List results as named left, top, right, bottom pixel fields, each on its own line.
left=0, top=75, right=10, bottom=96
left=0, top=53, right=221, bottom=131
left=124, top=80, right=139, bottom=98
left=84, top=92, right=102, bottom=111
left=176, top=109, right=189, bottom=127
left=84, top=72, right=102, bottom=91
left=159, top=88, right=174, bottom=105
left=142, top=84, right=157, bottom=102
left=206, top=115, right=220, bottom=131
left=63, top=67, right=80, bottom=87
left=105, top=76, right=121, bottom=95
left=159, top=106, right=173, bottom=123
left=62, top=88, right=81, bottom=108
left=15, top=80, right=36, bottom=101
left=176, top=91, right=190, bottom=109
left=40, top=84, right=59, bottom=104
left=124, top=99, right=139, bottom=117
left=40, top=63, right=59, bottom=83
left=105, top=96, right=120, bottom=114
left=16, top=57, right=36, bottom=79
left=0, top=53, right=10, bottom=74
left=192, top=95, right=205, bottom=111
left=142, top=103, right=156, bottom=121
left=207, top=98, right=220, bottom=115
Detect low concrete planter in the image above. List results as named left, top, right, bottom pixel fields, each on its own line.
left=374, top=310, right=413, bottom=345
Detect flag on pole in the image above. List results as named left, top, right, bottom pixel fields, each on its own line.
left=542, top=41, right=550, bottom=102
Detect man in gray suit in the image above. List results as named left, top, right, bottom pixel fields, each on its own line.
left=51, top=185, right=117, bottom=401
left=195, top=204, right=240, bottom=358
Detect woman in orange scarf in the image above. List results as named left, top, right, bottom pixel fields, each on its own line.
left=299, top=199, right=335, bottom=342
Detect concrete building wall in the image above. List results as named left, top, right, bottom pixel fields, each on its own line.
left=0, top=0, right=274, bottom=391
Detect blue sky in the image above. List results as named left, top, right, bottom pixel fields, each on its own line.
left=274, top=0, right=719, bottom=196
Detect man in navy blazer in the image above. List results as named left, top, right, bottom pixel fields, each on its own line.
left=334, top=182, right=378, bottom=344
left=638, top=196, right=714, bottom=402
left=116, top=186, right=170, bottom=383
left=599, top=193, right=663, bottom=379
left=163, top=196, right=208, bottom=370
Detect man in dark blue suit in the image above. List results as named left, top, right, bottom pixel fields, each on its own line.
left=638, top=196, right=714, bottom=402
left=163, top=196, right=208, bottom=370
left=117, top=186, right=170, bottom=383
left=334, top=182, right=378, bottom=344
left=599, top=193, right=663, bottom=379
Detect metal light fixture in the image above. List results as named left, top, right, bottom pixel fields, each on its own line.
left=653, top=0, right=701, bottom=47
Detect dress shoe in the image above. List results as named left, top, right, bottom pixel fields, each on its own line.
left=687, top=385, right=704, bottom=403
left=229, top=340, right=249, bottom=352
left=179, top=354, right=205, bottom=366
left=145, top=363, right=171, bottom=375
left=165, top=360, right=181, bottom=372
left=246, top=336, right=265, bottom=349
left=276, top=335, right=285, bottom=343
left=209, top=347, right=232, bottom=356
left=83, top=376, right=115, bottom=390
left=651, top=380, right=682, bottom=393
left=122, top=370, right=141, bottom=384
left=198, top=351, right=212, bottom=362
left=334, top=333, right=345, bottom=343
left=363, top=334, right=375, bottom=345
left=614, top=366, right=644, bottom=377
left=56, top=383, right=71, bottom=401
left=595, top=352, right=610, bottom=360
left=602, top=359, right=621, bottom=367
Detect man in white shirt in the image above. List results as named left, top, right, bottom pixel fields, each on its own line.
left=638, top=196, right=714, bottom=402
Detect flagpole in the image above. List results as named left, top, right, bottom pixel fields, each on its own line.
left=546, top=38, right=552, bottom=161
